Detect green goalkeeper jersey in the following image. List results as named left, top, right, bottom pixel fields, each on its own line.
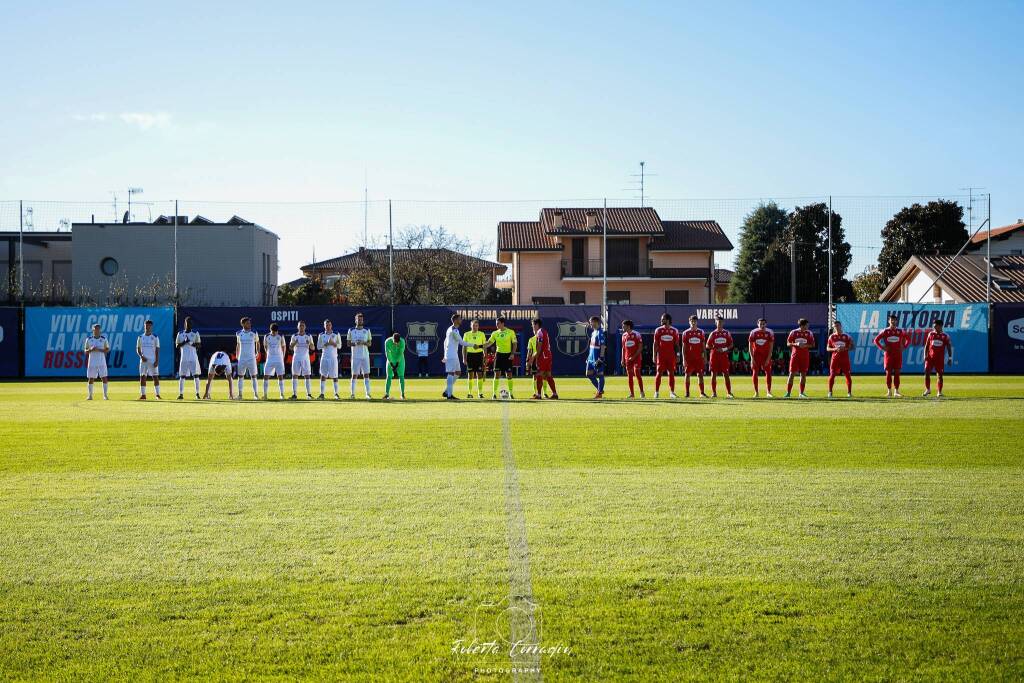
left=385, top=337, right=406, bottom=363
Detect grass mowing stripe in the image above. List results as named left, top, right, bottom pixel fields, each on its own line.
left=502, top=400, right=542, bottom=681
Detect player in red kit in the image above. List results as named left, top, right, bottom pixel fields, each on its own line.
left=706, top=316, right=735, bottom=398
left=531, top=317, right=558, bottom=400
left=826, top=319, right=854, bottom=398
left=682, top=314, right=708, bottom=398
left=785, top=318, right=815, bottom=398
left=621, top=319, right=645, bottom=399
left=873, top=314, right=910, bottom=397
left=922, top=319, right=953, bottom=398
left=748, top=317, right=775, bottom=398
left=652, top=313, right=681, bottom=399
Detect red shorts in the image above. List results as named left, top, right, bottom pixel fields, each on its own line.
left=924, top=356, right=944, bottom=373
left=709, top=353, right=730, bottom=373
left=683, top=355, right=704, bottom=375
left=829, top=358, right=851, bottom=375
left=789, top=353, right=810, bottom=374
left=883, top=355, right=903, bottom=372
left=751, top=354, right=772, bottom=373
left=656, top=357, right=677, bottom=374
left=535, top=356, right=552, bottom=373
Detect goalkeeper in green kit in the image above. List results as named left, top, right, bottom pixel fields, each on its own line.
left=384, top=332, right=407, bottom=400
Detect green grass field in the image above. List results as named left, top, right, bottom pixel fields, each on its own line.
left=1, top=376, right=1022, bottom=681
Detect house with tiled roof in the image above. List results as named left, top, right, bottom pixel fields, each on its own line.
left=496, top=207, right=733, bottom=305
left=879, top=254, right=1024, bottom=303
left=295, top=247, right=507, bottom=290
left=966, top=219, right=1024, bottom=257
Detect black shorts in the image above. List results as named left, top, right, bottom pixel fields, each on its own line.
left=494, top=352, right=513, bottom=372
left=466, top=352, right=484, bottom=372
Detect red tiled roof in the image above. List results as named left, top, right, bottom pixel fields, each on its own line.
left=497, top=221, right=560, bottom=251
left=714, top=268, right=734, bottom=284
left=969, top=220, right=1024, bottom=244
left=541, top=207, right=664, bottom=235
left=303, top=248, right=506, bottom=274
left=882, top=254, right=1024, bottom=303
left=650, top=221, right=733, bottom=251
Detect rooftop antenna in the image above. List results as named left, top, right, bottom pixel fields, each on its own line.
left=127, top=187, right=144, bottom=222
left=623, top=161, right=657, bottom=206
left=110, top=191, right=119, bottom=221
left=960, top=187, right=985, bottom=237
left=363, top=170, right=368, bottom=245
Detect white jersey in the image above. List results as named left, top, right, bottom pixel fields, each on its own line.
left=208, top=350, right=232, bottom=370
left=265, top=333, right=286, bottom=361
left=84, top=335, right=110, bottom=379
left=347, top=327, right=371, bottom=362
left=84, top=335, right=110, bottom=356
left=137, top=333, right=160, bottom=361
left=176, top=331, right=201, bottom=363
left=317, top=332, right=340, bottom=363
left=444, top=325, right=471, bottom=361
left=237, top=329, right=259, bottom=360
left=291, top=333, right=314, bottom=359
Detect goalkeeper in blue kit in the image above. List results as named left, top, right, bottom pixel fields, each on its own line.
left=586, top=315, right=607, bottom=399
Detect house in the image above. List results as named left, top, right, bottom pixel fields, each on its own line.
left=967, top=219, right=1024, bottom=257
left=496, top=207, right=733, bottom=305
left=879, top=254, right=1024, bottom=303
left=714, top=268, right=734, bottom=303
left=297, top=247, right=507, bottom=291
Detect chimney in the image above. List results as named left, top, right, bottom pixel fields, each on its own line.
left=585, top=210, right=598, bottom=229
left=552, top=210, right=564, bottom=229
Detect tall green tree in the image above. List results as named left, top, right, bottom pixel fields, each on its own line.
left=877, top=200, right=968, bottom=283
left=728, top=202, right=791, bottom=303
left=852, top=265, right=885, bottom=302
left=786, top=202, right=854, bottom=302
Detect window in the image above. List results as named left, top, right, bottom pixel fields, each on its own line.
left=665, top=289, right=689, bottom=304
left=100, top=257, right=119, bottom=276
left=532, top=296, right=565, bottom=305
left=569, top=290, right=586, bottom=304
left=607, top=290, right=631, bottom=305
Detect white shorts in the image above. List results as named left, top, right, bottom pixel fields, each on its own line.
left=178, top=358, right=201, bottom=377
left=264, top=358, right=286, bottom=376
left=208, top=361, right=231, bottom=376
left=319, top=356, right=338, bottom=378
left=292, top=356, right=311, bottom=376
left=236, top=357, right=258, bottom=377
left=87, top=358, right=107, bottom=379
left=139, top=360, right=159, bottom=377
left=351, top=356, right=370, bottom=376
left=444, top=357, right=462, bottom=374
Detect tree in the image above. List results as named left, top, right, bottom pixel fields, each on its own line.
left=343, top=225, right=496, bottom=305
left=877, top=200, right=968, bottom=284
left=728, top=202, right=791, bottom=303
left=786, top=202, right=854, bottom=303
left=852, top=265, right=886, bottom=302
left=276, top=278, right=339, bottom=306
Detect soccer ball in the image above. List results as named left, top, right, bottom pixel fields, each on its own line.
left=499, top=389, right=510, bottom=400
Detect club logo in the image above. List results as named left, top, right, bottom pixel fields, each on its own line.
left=1008, top=317, right=1024, bottom=342
left=406, top=321, right=439, bottom=354
left=556, top=322, right=589, bottom=356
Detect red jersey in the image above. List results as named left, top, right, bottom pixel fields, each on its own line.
left=924, top=330, right=951, bottom=359
left=535, top=328, right=552, bottom=360
left=621, top=330, right=643, bottom=364
left=787, top=328, right=815, bottom=360
left=873, top=327, right=908, bottom=357
left=827, top=332, right=853, bottom=359
left=682, top=328, right=706, bottom=358
left=653, top=325, right=680, bottom=361
left=748, top=328, right=775, bottom=357
left=706, top=329, right=733, bottom=355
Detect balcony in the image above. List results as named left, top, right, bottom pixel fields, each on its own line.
left=561, top=259, right=710, bottom=280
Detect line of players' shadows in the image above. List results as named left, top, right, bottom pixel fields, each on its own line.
left=131, top=395, right=1024, bottom=405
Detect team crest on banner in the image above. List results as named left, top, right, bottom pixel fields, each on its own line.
left=556, top=321, right=589, bottom=356
left=407, top=321, right=439, bottom=354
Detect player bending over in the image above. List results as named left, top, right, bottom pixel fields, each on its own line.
left=923, top=319, right=953, bottom=398
left=586, top=315, right=607, bottom=399
left=84, top=323, right=110, bottom=400
left=530, top=317, right=557, bottom=400
left=653, top=313, right=680, bottom=398
left=706, top=316, right=734, bottom=398
left=486, top=316, right=518, bottom=399
left=748, top=318, right=774, bottom=398
left=262, top=323, right=287, bottom=399
left=621, top=319, right=645, bottom=399
left=203, top=350, right=235, bottom=399
left=175, top=316, right=202, bottom=400
left=442, top=313, right=478, bottom=400
left=682, top=315, right=707, bottom=398
left=873, top=314, right=909, bottom=397
left=826, top=320, right=854, bottom=398
left=137, top=319, right=161, bottom=400
left=317, top=319, right=341, bottom=400
left=384, top=331, right=407, bottom=400
left=291, top=320, right=315, bottom=399
left=463, top=318, right=487, bottom=399
left=235, top=317, right=261, bottom=400
left=347, top=312, right=372, bottom=400
left=785, top=318, right=815, bottom=398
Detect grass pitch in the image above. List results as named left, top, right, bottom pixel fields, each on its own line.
left=1, top=376, right=1022, bottom=681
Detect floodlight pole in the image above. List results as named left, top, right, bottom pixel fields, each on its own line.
left=986, top=193, right=992, bottom=305
left=388, top=199, right=395, bottom=332
left=827, top=195, right=833, bottom=325
left=602, top=199, right=608, bottom=326
left=18, top=200, right=24, bottom=304
left=173, top=200, right=179, bottom=305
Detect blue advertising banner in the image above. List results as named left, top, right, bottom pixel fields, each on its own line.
left=25, top=307, right=175, bottom=377
left=835, top=303, right=988, bottom=373
left=0, top=308, right=20, bottom=377
left=991, top=304, right=1024, bottom=374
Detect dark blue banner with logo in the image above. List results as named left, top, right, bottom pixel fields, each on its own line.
left=835, top=303, right=988, bottom=373
left=0, top=308, right=20, bottom=377
left=991, top=304, right=1024, bottom=374
left=24, top=306, right=175, bottom=377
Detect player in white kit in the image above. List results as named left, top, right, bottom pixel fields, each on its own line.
left=442, top=313, right=479, bottom=400
left=137, top=319, right=161, bottom=400
left=347, top=312, right=373, bottom=399
left=84, top=323, right=110, bottom=400
left=175, top=316, right=202, bottom=400
left=235, top=317, right=261, bottom=400
left=290, top=320, right=315, bottom=399
left=317, top=319, right=341, bottom=399
left=263, top=323, right=287, bottom=399
left=203, top=350, right=235, bottom=400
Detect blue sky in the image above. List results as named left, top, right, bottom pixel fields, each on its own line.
left=1, top=1, right=1021, bottom=278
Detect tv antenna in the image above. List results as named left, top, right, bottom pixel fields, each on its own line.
left=960, top=187, right=985, bottom=236
left=623, top=161, right=657, bottom=206
left=127, top=187, right=144, bottom=222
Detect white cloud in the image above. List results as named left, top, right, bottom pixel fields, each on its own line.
left=72, top=113, right=108, bottom=122
left=118, top=111, right=172, bottom=131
